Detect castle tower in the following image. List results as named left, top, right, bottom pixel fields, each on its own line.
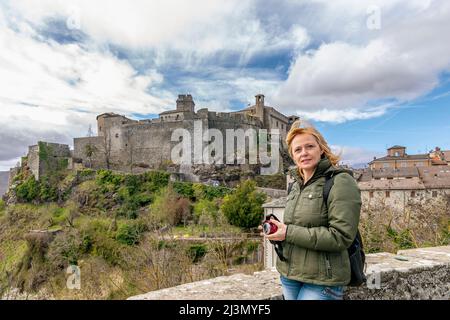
left=176, top=94, right=195, bottom=112
left=255, top=94, right=265, bottom=121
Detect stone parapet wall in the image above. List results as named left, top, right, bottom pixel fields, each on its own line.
left=128, top=245, right=450, bottom=300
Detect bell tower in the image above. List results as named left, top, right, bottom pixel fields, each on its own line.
left=255, top=94, right=265, bottom=121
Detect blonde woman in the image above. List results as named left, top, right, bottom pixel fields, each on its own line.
left=262, top=120, right=361, bottom=300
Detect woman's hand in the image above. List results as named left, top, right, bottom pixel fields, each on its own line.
left=259, top=219, right=287, bottom=241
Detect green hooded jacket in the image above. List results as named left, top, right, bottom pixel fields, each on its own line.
left=276, top=157, right=362, bottom=286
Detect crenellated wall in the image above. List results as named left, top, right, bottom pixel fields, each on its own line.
left=73, top=110, right=272, bottom=173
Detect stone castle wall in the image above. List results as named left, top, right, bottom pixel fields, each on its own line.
left=69, top=94, right=296, bottom=176
left=72, top=136, right=106, bottom=169
left=74, top=111, right=271, bottom=173
left=27, top=145, right=40, bottom=179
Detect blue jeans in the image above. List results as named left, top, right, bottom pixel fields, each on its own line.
left=280, top=276, right=344, bottom=300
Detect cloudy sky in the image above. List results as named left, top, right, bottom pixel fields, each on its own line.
left=0, top=0, right=449, bottom=170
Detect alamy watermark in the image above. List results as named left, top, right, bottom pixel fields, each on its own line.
left=66, top=6, right=81, bottom=30
left=366, top=270, right=381, bottom=290
left=367, top=5, right=381, bottom=30
left=66, top=265, right=81, bottom=290
left=170, top=121, right=280, bottom=175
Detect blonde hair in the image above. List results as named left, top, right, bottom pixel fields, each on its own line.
left=286, top=120, right=340, bottom=178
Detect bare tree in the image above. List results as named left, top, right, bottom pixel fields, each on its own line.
left=83, top=125, right=98, bottom=168
left=83, top=144, right=97, bottom=169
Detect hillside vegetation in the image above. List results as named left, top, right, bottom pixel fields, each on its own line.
left=0, top=166, right=267, bottom=300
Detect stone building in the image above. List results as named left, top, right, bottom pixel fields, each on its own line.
left=22, top=142, right=71, bottom=181
left=73, top=94, right=297, bottom=174
left=7, top=141, right=72, bottom=192
left=369, top=145, right=449, bottom=169
left=357, top=166, right=450, bottom=215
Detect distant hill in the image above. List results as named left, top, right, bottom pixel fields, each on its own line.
left=0, top=171, right=9, bottom=196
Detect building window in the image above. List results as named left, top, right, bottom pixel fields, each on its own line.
left=401, top=162, right=407, bottom=167
left=383, top=163, right=389, bottom=168
left=281, top=124, right=284, bottom=130
left=410, top=191, right=415, bottom=197
left=385, top=191, right=390, bottom=198
left=395, top=152, right=399, bottom=156
left=115, top=133, right=119, bottom=138
left=276, top=121, right=279, bottom=127
left=432, top=191, right=438, bottom=197
left=369, top=191, right=374, bottom=198
left=415, top=162, right=424, bottom=167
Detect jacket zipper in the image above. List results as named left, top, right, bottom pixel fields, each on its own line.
left=325, top=253, right=332, bottom=278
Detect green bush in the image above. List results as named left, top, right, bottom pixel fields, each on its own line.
left=92, top=234, right=123, bottom=266
left=193, top=199, right=219, bottom=225
left=134, top=193, right=153, bottom=206
left=81, top=234, right=93, bottom=253
left=221, top=180, right=267, bottom=229
left=193, top=183, right=231, bottom=201
left=77, top=218, right=124, bottom=265
left=39, top=176, right=58, bottom=202
left=115, top=221, right=147, bottom=245
left=246, top=241, right=259, bottom=253
left=124, top=174, right=140, bottom=194
left=46, top=230, right=82, bottom=268
left=187, top=244, right=207, bottom=263
left=141, top=171, right=170, bottom=192
left=172, top=182, right=195, bottom=199
left=50, top=206, right=69, bottom=225
left=79, top=169, right=95, bottom=177
left=117, top=186, right=131, bottom=203
left=116, top=201, right=139, bottom=219
left=386, top=227, right=416, bottom=250
left=15, top=176, right=40, bottom=202
left=96, top=169, right=124, bottom=187
left=12, top=171, right=24, bottom=183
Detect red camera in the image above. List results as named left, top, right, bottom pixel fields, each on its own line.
left=262, top=220, right=278, bottom=235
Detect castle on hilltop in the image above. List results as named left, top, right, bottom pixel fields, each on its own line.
left=70, top=94, right=298, bottom=176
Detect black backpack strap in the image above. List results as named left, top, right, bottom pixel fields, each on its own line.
left=287, top=182, right=295, bottom=195
left=322, top=173, right=335, bottom=208
left=322, top=170, right=353, bottom=208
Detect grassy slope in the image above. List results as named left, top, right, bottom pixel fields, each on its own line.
left=0, top=170, right=263, bottom=300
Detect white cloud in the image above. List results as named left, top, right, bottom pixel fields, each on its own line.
left=0, top=26, right=170, bottom=115
left=0, top=160, right=20, bottom=172
left=331, top=145, right=384, bottom=167
left=273, top=1, right=450, bottom=121
left=295, top=107, right=388, bottom=124
left=169, top=67, right=284, bottom=112
left=0, top=9, right=175, bottom=166
left=7, top=0, right=310, bottom=68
